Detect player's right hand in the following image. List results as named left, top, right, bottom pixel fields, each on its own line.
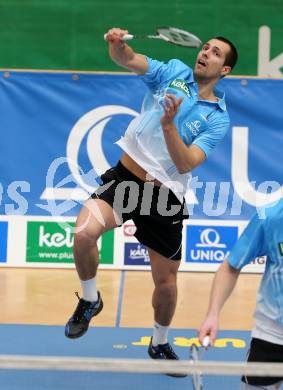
left=198, top=314, right=219, bottom=346
left=104, top=28, right=129, bottom=45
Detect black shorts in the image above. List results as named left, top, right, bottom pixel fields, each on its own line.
left=242, top=338, right=283, bottom=386
left=91, top=161, right=189, bottom=260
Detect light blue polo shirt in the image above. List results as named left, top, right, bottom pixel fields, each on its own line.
left=116, top=57, right=230, bottom=201
left=228, top=199, right=283, bottom=344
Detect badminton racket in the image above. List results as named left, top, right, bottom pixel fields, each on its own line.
left=190, top=336, right=210, bottom=390
left=104, top=27, right=202, bottom=48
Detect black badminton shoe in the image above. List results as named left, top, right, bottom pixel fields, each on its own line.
left=148, top=337, right=187, bottom=377
left=65, top=291, right=103, bottom=339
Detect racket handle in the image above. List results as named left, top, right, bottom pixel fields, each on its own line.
left=202, top=335, right=211, bottom=348
left=103, top=33, right=134, bottom=41
left=122, top=34, right=134, bottom=41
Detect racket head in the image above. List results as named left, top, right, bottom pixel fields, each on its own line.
left=190, top=343, right=203, bottom=390
left=156, top=27, right=202, bottom=48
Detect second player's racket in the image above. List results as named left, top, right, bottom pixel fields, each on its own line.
left=190, top=336, right=210, bottom=390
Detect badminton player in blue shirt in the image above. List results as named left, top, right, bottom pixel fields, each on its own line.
left=199, top=199, right=283, bottom=388
left=65, top=27, right=238, bottom=368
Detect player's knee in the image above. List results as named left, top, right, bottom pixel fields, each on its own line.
left=154, top=269, right=177, bottom=287
left=155, top=282, right=177, bottom=300
left=74, top=228, right=100, bottom=251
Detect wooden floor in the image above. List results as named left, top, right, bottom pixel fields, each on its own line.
left=0, top=268, right=261, bottom=330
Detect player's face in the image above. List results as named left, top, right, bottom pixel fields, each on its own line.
left=194, top=39, right=232, bottom=80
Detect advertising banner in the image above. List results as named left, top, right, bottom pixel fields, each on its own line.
left=0, top=71, right=282, bottom=271
left=185, top=225, right=238, bottom=264
left=1, top=72, right=282, bottom=221
left=124, top=243, right=151, bottom=266
left=26, top=221, right=114, bottom=265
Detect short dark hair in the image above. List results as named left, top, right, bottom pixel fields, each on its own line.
left=214, top=36, right=238, bottom=70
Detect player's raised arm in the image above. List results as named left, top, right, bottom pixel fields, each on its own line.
left=105, top=28, right=148, bottom=75
left=198, top=259, right=240, bottom=345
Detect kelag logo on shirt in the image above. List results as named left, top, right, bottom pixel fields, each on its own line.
left=185, top=225, right=238, bottom=263
left=168, top=79, right=191, bottom=97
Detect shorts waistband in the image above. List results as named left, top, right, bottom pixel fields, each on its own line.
left=116, top=161, right=153, bottom=186
left=115, top=161, right=183, bottom=206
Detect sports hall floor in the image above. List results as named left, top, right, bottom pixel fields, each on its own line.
left=0, top=268, right=261, bottom=389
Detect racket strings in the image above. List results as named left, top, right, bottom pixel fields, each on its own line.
left=191, top=343, right=205, bottom=390
left=166, top=32, right=195, bottom=44
left=157, top=27, right=202, bottom=47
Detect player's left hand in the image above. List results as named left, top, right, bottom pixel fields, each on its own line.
left=160, top=94, right=183, bottom=130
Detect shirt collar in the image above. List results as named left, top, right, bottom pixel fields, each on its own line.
left=187, top=70, right=195, bottom=84
left=214, top=88, right=227, bottom=111
left=189, top=74, right=227, bottom=111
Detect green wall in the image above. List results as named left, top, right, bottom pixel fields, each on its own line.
left=0, top=0, right=282, bottom=75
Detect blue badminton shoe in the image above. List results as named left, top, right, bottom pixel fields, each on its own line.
left=65, top=291, right=103, bottom=339
left=148, top=337, right=187, bottom=377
